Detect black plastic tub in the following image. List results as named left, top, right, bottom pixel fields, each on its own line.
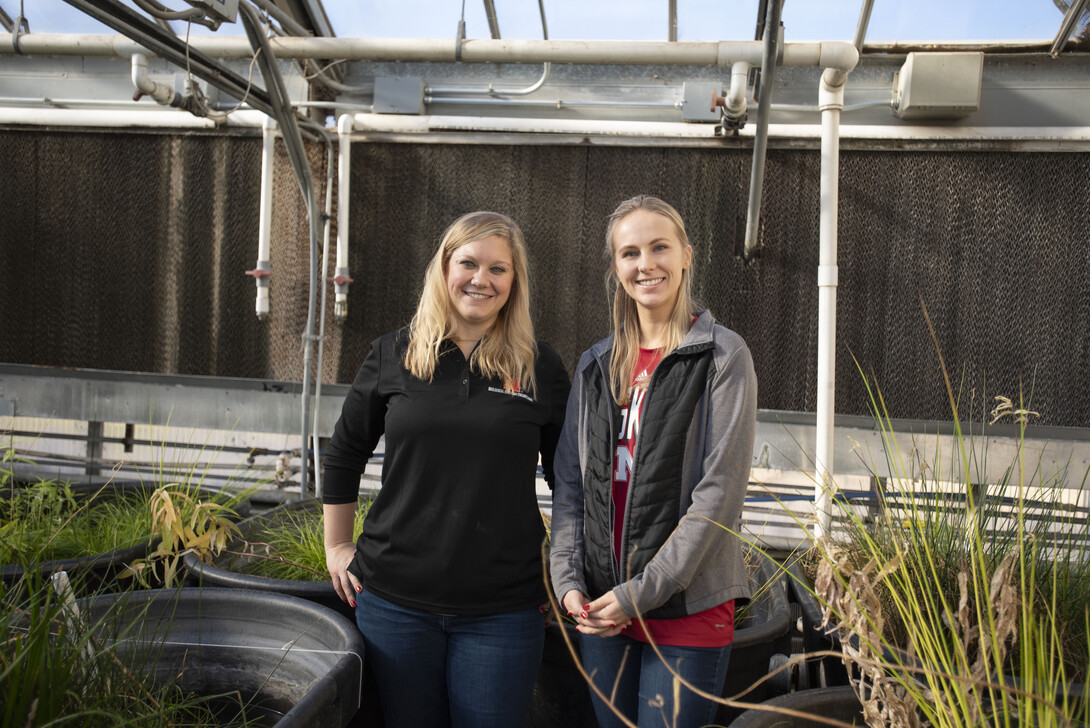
left=181, top=498, right=383, bottom=726
left=1, top=481, right=249, bottom=591
left=715, top=550, right=794, bottom=726
left=531, top=621, right=597, bottom=728
left=727, top=686, right=864, bottom=727
left=82, top=588, right=366, bottom=728
left=182, top=498, right=350, bottom=619
left=784, top=557, right=852, bottom=689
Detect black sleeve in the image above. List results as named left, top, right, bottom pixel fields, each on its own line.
left=537, top=342, right=572, bottom=490
left=321, top=337, right=388, bottom=504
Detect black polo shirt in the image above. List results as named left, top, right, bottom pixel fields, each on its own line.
left=323, top=328, right=571, bottom=616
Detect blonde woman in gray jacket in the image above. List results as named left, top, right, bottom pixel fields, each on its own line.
left=550, top=195, right=758, bottom=728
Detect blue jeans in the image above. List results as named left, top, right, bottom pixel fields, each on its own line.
left=578, top=632, right=732, bottom=728
left=354, top=587, right=544, bottom=728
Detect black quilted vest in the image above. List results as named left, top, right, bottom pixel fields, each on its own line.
left=581, top=342, right=714, bottom=619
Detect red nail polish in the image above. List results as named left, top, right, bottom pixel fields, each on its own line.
left=610, top=622, right=616, bottom=627
left=566, top=611, right=573, bottom=616
left=583, top=604, right=591, bottom=610
left=350, top=601, right=356, bottom=608
left=355, top=585, right=362, bottom=593
left=580, top=611, right=588, bottom=619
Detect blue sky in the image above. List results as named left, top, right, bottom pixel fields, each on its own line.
left=18, top=0, right=1069, bottom=43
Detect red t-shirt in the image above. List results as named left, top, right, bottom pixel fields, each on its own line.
left=612, top=347, right=735, bottom=648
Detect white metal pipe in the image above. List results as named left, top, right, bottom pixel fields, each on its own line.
left=252, top=116, right=276, bottom=320
left=813, top=75, right=846, bottom=540
left=334, top=113, right=354, bottom=322
left=0, top=97, right=169, bottom=109
left=8, top=102, right=1086, bottom=145
left=130, top=53, right=177, bottom=107
left=723, top=61, right=749, bottom=122
left=0, top=107, right=264, bottom=127
left=2, top=34, right=859, bottom=71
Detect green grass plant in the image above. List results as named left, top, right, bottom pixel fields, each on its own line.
left=0, top=481, right=155, bottom=566
left=238, top=499, right=371, bottom=582
left=0, top=571, right=263, bottom=728
left=0, top=478, right=248, bottom=573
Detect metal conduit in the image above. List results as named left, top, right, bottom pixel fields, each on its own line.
left=312, top=136, right=336, bottom=500
left=426, top=63, right=550, bottom=97
left=1051, top=0, right=1090, bottom=56
left=742, top=0, right=783, bottom=260
left=853, top=0, right=876, bottom=52
left=423, top=96, right=682, bottom=109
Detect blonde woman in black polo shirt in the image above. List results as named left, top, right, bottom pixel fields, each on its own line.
left=322, top=211, right=571, bottom=728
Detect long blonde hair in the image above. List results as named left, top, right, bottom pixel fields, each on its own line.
left=404, top=211, right=538, bottom=394
left=605, top=195, right=696, bottom=405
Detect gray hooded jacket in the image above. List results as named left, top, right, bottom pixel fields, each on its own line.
left=550, top=310, right=757, bottom=620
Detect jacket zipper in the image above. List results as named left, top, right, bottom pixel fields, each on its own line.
left=612, top=348, right=672, bottom=587
left=594, top=354, right=622, bottom=586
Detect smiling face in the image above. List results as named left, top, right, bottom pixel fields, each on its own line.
left=611, top=208, right=693, bottom=322
left=444, top=234, right=515, bottom=339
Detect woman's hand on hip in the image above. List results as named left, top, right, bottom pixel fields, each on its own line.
left=326, top=541, right=361, bottom=606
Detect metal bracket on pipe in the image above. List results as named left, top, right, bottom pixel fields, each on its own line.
left=455, top=18, right=465, bottom=61
left=817, top=265, right=838, bottom=288
left=11, top=14, right=28, bottom=55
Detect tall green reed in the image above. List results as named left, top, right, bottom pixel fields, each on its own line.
left=802, top=304, right=1090, bottom=728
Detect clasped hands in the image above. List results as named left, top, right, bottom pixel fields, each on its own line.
left=561, top=589, right=632, bottom=637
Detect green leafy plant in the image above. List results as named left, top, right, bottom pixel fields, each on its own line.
left=121, top=485, right=244, bottom=588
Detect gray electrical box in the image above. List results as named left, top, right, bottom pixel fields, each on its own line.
left=682, top=82, right=723, bottom=123
left=893, top=52, right=983, bottom=120
left=184, top=0, right=238, bottom=24
left=374, top=77, right=426, bottom=115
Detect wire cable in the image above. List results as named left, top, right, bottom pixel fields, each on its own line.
left=239, top=0, right=329, bottom=493
left=132, top=0, right=216, bottom=28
